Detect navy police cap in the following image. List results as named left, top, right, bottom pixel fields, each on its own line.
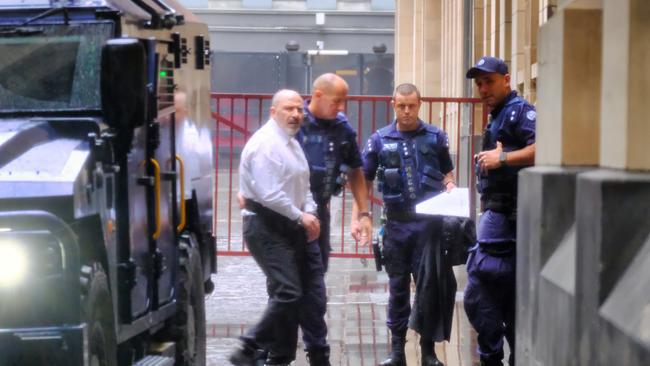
left=466, top=56, right=509, bottom=78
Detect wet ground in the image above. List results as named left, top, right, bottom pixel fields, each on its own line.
left=205, top=255, right=484, bottom=366
left=210, top=167, right=492, bottom=365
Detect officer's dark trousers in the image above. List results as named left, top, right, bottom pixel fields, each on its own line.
left=464, top=247, right=515, bottom=365
left=316, top=203, right=332, bottom=272
left=299, top=240, right=328, bottom=352
left=242, top=214, right=307, bottom=361
left=383, top=218, right=429, bottom=342
left=464, top=211, right=516, bottom=365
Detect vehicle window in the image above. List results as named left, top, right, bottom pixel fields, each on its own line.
left=0, top=22, right=113, bottom=112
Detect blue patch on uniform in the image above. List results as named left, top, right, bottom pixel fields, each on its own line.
left=526, top=110, right=536, bottom=121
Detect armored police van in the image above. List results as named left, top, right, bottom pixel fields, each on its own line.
left=0, top=0, right=216, bottom=365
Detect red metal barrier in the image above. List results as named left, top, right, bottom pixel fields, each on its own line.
left=212, top=93, right=487, bottom=258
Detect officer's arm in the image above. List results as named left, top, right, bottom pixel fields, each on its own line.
left=443, top=171, right=456, bottom=192
left=348, top=168, right=369, bottom=213
left=503, top=143, right=535, bottom=166
left=350, top=179, right=374, bottom=244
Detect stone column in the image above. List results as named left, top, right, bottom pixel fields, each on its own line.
left=519, top=1, right=603, bottom=365
left=600, top=0, right=650, bottom=170
left=536, top=6, right=602, bottom=165
left=523, top=0, right=539, bottom=101
left=395, top=0, right=443, bottom=124
left=498, top=0, right=512, bottom=64
left=519, top=0, right=650, bottom=365
left=511, top=0, right=526, bottom=90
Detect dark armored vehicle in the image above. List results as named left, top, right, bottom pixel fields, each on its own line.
left=0, top=0, right=216, bottom=364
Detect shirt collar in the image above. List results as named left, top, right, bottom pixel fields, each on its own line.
left=303, top=100, right=342, bottom=127
left=490, top=90, right=518, bottom=119
left=384, top=119, right=426, bottom=137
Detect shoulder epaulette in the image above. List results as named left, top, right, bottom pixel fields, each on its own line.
left=377, top=124, right=393, bottom=138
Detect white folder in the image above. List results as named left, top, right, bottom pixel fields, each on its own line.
left=415, top=188, right=470, bottom=218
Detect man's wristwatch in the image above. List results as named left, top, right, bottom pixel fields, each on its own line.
left=499, top=151, right=508, bottom=166
left=358, top=211, right=372, bottom=220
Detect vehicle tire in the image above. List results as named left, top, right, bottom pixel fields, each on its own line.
left=81, top=263, right=118, bottom=366
left=174, top=236, right=207, bottom=366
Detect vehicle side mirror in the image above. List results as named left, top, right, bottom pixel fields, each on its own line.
left=100, top=38, right=147, bottom=131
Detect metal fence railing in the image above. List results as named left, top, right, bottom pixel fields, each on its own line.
left=212, top=93, right=487, bottom=258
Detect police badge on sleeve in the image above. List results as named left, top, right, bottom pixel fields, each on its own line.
left=526, top=110, right=536, bottom=121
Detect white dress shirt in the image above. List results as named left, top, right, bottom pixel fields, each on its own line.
left=239, top=118, right=317, bottom=221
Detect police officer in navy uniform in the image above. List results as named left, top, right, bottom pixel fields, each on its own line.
left=464, top=57, right=536, bottom=366
left=296, top=73, right=373, bottom=365
left=299, top=73, right=373, bottom=272
left=359, top=83, right=456, bottom=366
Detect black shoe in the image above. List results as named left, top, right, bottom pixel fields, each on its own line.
left=422, top=354, right=444, bottom=366
left=229, top=342, right=260, bottom=366
left=306, top=346, right=331, bottom=366
left=265, top=354, right=293, bottom=366
left=479, top=359, right=503, bottom=366
left=378, top=354, right=406, bottom=366
left=255, top=350, right=268, bottom=366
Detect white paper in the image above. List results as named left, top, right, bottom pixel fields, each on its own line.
left=415, top=188, right=470, bottom=218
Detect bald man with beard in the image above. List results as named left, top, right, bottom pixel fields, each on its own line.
left=243, top=75, right=372, bottom=366
left=230, top=89, right=320, bottom=366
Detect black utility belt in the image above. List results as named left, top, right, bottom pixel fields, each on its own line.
left=479, top=241, right=515, bottom=257
left=483, top=194, right=517, bottom=214
left=385, top=210, right=418, bottom=221
left=245, top=200, right=298, bottom=229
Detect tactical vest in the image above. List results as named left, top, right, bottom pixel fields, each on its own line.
left=476, top=96, right=527, bottom=213
left=376, top=124, right=445, bottom=214
left=300, top=118, right=353, bottom=204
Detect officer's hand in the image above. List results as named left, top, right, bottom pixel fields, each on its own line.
left=358, top=215, right=373, bottom=246
left=445, top=181, right=457, bottom=193
left=237, top=192, right=246, bottom=210
left=350, top=219, right=361, bottom=242
left=477, top=141, right=503, bottom=172
left=301, top=212, right=321, bottom=242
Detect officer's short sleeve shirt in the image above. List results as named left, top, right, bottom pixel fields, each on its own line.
left=491, top=92, right=536, bottom=149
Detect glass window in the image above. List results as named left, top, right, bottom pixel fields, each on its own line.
left=0, top=21, right=113, bottom=113
left=243, top=0, right=272, bottom=8
left=371, top=0, right=395, bottom=11
left=306, top=0, right=337, bottom=10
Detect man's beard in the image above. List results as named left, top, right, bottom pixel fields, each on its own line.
left=283, top=127, right=299, bottom=137
left=283, top=118, right=300, bottom=136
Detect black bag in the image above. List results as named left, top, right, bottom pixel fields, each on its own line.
left=441, top=216, right=476, bottom=266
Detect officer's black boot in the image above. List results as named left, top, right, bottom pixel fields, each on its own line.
left=419, top=337, right=444, bottom=366
left=479, top=357, right=503, bottom=366
left=264, top=353, right=292, bottom=366
left=255, top=350, right=268, bottom=366
left=378, top=337, right=406, bottom=366
left=306, top=346, right=331, bottom=366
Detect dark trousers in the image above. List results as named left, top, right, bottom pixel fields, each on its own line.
left=383, top=218, right=429, bottom=341
left=242, top=214, right=307, bottom=360
left=464, top=245, right=516, bottom=365
left=316, top=204, right=331, bottom=272
left=299, top=240, right=328, bottom=352
left=298, top=201, right=330, bottom=352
